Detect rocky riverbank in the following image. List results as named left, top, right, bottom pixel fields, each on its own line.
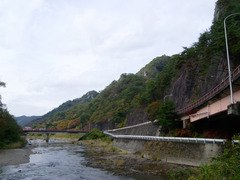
left=76, top=140, right=196, bottom=179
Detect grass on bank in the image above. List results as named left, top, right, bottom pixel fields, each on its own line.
left=78, top=128, right=109, bottom=141
left=0, top=136, right=27, bottom=149
left=78, top=129, right=121, bottom=153
left=49, top=133, right=81, bottom=140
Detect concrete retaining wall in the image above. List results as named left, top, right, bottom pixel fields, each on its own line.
left=107, top=121, right=160, bottom=136
left=107, top=121, right=223, bottom=166
left=113, top=138, right=223, bottom=166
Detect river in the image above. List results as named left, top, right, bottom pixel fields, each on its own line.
left=0, top=140, right=167, bottom=180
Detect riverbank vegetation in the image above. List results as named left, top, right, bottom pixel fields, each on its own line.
left=0, top=108, right=26, bottom=149
left=78, top=128, right=108, bottom=141
left=0, top=81, right=26, bottom=149
left=77, top=129, right=122, bottom=155
left=187, top=137, right=240, bottom=180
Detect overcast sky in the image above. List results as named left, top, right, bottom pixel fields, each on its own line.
left=0, top=0, right=217, bottom=116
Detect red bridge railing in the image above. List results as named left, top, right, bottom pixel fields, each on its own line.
left=177, top=65, right=240, bottom=115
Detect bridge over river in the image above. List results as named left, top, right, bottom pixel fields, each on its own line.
left=23, top=129, right=89, bottom=142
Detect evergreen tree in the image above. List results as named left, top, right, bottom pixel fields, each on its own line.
left=157, top=100, right=178, bottom=134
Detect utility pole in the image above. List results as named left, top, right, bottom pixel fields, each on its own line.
left=224, top=12, right=240, bottom=104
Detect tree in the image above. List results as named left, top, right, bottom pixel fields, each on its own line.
left=146, top=100, right=161, bottom=121
left=0, top=81, right=6, bottom=108
left=0, top=81, right=23, bottom=148
left=157, top=100, right=178, bottom=134
left=0, top=81, right=6, bottom=87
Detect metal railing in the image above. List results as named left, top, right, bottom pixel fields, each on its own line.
left=104, top=131, right=232, bottom=145
left=177, top=65, right=240, bottom=115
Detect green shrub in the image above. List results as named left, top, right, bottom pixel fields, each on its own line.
left=78, top=128, right=107, bottom=141
left=157, top=100, right=179, bottom=134
left=186, top=137, right=240, bottom=180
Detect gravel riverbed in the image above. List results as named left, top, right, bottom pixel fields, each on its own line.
left=77, top=140, right=195, bottom=179
left=0, top=147, right=32, bottom=167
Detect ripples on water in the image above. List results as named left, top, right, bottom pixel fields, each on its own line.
left=0, top=139, right=167, bottom=180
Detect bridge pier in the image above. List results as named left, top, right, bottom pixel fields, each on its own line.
left=228, top=102, right=240, bottom=116
left=183, top=119, right=190, bottom=129
left=46, top=133, right=49, bottom=143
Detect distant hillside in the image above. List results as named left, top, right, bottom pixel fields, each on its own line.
left=14, top=116, right=41, bottom=127
left=28, top=90, right=99, bottom=129
left=28, top=55, right=169, bottom=130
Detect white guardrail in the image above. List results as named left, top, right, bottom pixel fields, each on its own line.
left=104, top=131, right=240, bottom=145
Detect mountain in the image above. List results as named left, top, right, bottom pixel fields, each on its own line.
left=14, top=116, right=41, bottom=127
left=28, top=55, right=169, bottom=130
left=28, top=0, right=240, bottom=133
left=27, top=90, right=99, bottom=129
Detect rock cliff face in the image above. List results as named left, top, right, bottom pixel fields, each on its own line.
left=168, top=54, right=228, bottom=110
left=165, top=1, right=231, bottom=110
left=125, top=54, right=229, bottom=125
left=214, top=1, right=225, bottom=21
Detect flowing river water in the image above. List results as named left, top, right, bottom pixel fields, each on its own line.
left=0, top=140, right=167, bottom=180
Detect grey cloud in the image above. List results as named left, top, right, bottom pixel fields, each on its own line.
left=0, top=0, right=217, bottom=116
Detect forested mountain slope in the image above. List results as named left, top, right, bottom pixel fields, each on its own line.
left=15, top=116, right=41, bottom=127
left=29, top=0, right=240, bottom=131
left=29, top=55, right=169, bottom=130
left=28, top=90, right=99, bottom=129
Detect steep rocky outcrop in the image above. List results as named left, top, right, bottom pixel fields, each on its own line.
left=167, top=54, right=229, bottom=110
left=137, top=55, right=170, bottom=79
left=214, top=1, right=226, bottom=21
